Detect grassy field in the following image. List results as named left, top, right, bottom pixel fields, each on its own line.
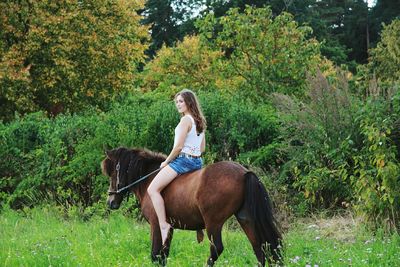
left=0, top=206, right=399, bottom=266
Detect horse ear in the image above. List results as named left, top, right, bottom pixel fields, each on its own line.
left=105, top=149, right=116, bottom=161
left=103, top=144, right=111, bottom=155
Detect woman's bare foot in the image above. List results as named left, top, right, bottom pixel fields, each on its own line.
left=160, top=223, right=171, bottom=245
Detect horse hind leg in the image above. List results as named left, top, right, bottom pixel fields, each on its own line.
left=235, top=216, right=266, bottom=267
left=205, top=225, right=224, bottom=266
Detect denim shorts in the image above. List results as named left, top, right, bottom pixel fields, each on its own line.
left=169, top=154, right=203, bottom=174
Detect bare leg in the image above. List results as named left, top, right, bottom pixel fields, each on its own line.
left=147, top=165, right=178, bottom=245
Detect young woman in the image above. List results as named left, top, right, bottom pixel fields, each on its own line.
left=147, top=89, right=207, bottom=245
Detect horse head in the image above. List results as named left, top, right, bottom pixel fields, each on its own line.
left=101, top=147, right=166, bottom=210
left=102, top=147, right=133, bottom=209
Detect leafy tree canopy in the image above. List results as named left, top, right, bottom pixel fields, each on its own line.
left=0, top=0, right=149, bottom=122
left=197, top=6, right=322, bottom=98
left=369, top=19, right=400, bottom=85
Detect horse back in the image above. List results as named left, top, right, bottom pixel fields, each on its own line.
left=196, top=161, right=248, bottom=219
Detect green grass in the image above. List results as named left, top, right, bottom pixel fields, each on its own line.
left=0, top=207, right=399, bottom=266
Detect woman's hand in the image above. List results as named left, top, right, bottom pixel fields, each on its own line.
left=160, top=161, right=168, bottom=168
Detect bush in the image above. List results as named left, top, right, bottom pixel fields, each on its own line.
left=350, top=99, right=400, bottom=230
left=0, top=92, right=279, bottom=210
left=272, top=69, right=359, bottom=212
left=273, top=69, right=400, bottom=229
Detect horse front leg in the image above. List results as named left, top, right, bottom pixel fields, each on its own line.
left=150, top=223, right=163, bottom=264
left=150, top=223, right=174, bottom=266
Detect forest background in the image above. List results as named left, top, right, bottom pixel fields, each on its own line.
left=0, top=0, right=400, bottom=234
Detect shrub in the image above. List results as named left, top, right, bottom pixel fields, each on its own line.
left=350, top=99, right=400, bottom=230
left=0, top=92, right=279, bottom=210
left=272, top=69, right=359, bottom=211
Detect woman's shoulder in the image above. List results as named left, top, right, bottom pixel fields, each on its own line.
left=178, top=116, right=193, bottom=128
left=181, top=114, right=194, bottom=123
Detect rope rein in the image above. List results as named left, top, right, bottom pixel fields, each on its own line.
left=108, top=163, right=162, bottom=195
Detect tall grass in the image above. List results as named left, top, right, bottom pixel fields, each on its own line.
left=1, top=207, right=399, bottom=266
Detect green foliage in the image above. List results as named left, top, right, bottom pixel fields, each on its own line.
left=351, top=99, right=400, bottom=229
left=197, top=6, right=321, bottom=99
left=369, top=19, right=400, bottom=86
left=370, top=0, right=400, bottom=48
left=201, top=93, right=279, bottom=162
left=201, top=0, right=368, bottom=66
left=274, top=68, right=400, bottom=228
left=140, top=36, right=225, bottom=94
left=142, top=6, right=324, bottom=100
left=0, top=92, right=278, bottom=209
left=141, top=0, right=204, bottom=58
left=141, top=0, right=179, bottom=57
left=0, top=0, right=148, bottom=121
left=273, top=69, right=358, bottom=211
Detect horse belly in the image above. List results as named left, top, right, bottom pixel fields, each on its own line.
left=166, top=206, right=205, bottom=230
left=164, top=181, right=204, bottom=230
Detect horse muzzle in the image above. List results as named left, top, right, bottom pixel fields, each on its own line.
left=107, top=196, right=121, bottom=210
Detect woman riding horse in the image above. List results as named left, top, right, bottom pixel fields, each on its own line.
left=103, top=147, right=282, bottom=266
left=147, top=89, right=206, bottom=247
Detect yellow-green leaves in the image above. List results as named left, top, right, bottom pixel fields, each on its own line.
left=141, top=6, right=323, bottom=100
left=0, top=0, right=149, bottom=121
left=198, top=6, right=321, bottom=98
left=369, top=19, right=400, bottom=87
left=141, top=35, right=224, bottom=96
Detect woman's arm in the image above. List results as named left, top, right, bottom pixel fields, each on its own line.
left=162, top=116, right=191, bottom=167
left=200, top=132, right=206, bottom=153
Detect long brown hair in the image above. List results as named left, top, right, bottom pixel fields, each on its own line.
left=175, top=89, right=206, bottom=134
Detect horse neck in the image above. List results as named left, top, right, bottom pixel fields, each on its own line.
left=131, top=161, right=160, bottom=203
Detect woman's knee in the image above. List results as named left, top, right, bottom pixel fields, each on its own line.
left=147, top=182, right=160, bottom=196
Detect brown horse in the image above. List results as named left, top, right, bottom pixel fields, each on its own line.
left=102, top=147, right=282, bottom=266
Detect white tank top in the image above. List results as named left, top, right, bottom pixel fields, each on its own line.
left=174, top=115, right=204, bottom=156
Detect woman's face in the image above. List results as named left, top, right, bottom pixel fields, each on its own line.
left=175, top=95, right=188, bottom=114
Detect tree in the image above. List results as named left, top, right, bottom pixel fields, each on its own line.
left=197, top=6, right=321, bottom=98
left=141, top=0, right=204, bottom=58
left=140, top=35, right=224, bottom=95
left=0, top=0, right=148, bottom=121
left=301, top=0, right=369, bottom=66
left=141, top=0, right=178, bottom=58
left=369, top=19, right=400, bottom=86
left=370, top=0, right=400, bottom=48
left=201, top=0, right=370, bottom=67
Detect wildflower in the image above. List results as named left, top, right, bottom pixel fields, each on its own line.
left=290, top=256, right=301, bottom=263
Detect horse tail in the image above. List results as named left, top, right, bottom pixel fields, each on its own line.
left=243, top=171, right=282, bottom=261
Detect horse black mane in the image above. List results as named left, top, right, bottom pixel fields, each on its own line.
left=102, top=147, right=166, bottom=186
